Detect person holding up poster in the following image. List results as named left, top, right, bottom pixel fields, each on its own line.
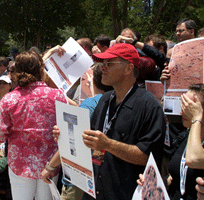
left=81, top=43, right=166, bottom=200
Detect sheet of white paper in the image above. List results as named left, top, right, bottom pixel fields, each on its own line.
left=132, top=152, right=170, bottom=200
left=164, top=96, right=181, bottom=115
left=44, top=37, right=94, bottom=94
left=55, top=100, right=96, bottom=198
left=48, top=179, right=62, bottom=200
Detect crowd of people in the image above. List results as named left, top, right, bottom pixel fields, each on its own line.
left=0, top=18, right=204, bottom=200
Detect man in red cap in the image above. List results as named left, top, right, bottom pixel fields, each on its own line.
left=81, top=43, right=166, bottom=200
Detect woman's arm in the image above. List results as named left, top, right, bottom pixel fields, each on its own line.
left=181, top=94, right=204, bottom=169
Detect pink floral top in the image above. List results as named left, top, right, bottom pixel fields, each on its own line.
left=0, top=81, right=67, bottom=179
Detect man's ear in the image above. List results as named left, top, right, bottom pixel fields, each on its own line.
left=190, top=29, right=195, bottom=37
left=125, top=63, right=134, bottom=75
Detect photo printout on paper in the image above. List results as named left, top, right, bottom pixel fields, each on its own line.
left=163, top=96, right=181, bottom=115
left=165, top=37, right=204, bottom=95
left=44, top=37, right=94, bottom=94
left=132, top=152, right=170, bottom=200
left=145, top=80, right=164, bottom=103
left=55, top=100, right=96, bottom=198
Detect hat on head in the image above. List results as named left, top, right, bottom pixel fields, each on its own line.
left=10, top=47, right=19, bottom=56
left=92, top=43, right=140, bottom=69
left=0, top=75, right=12, bottom=84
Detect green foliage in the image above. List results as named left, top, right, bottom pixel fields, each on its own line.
left=0, top=0, right=203, bottom=51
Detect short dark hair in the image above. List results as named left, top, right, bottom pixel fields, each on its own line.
left=189, top=84, right=204, bottom=107
left=94, top=34, right=112, bottom=48
left=144, top=34, right=167, bottom=55
left=133, top=30, right=141, bottom=41
left=119, top=57, right=139, bottom=78
left=177, top=18, right=197, bottom=36
left=0, top=57, right=9, bottom=67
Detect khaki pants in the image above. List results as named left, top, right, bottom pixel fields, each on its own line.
left=61, top=185, right=83, bottom=200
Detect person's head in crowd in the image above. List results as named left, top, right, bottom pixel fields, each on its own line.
left=121, top=28, right=136, bottom=40
left=93, top=64, right=113, bottom=92
left=77, top=38, right=93, bottom=56
left=0, top=75, right=12, bottom=100
left=180, top=84, right=204, bottom=128
left=176, top=18, right=196, bottom=42
left=198, top=27, right=204, bottom=38
left=92, top=43, right=140, bottom=88
left=144, top=34, right=167, bottom=55
left=10, top=47, right=20, bottom=60
left=94, top=34, right=112, bottom=52
left=15, top=51, right=44, bottom=87
left=7, top=61, right=18, bottom=89
left=0, top=57, right=9, bottom=76
left=133, top=30, right=141, bottom=41
left=30, top=46, right=41, bottom=55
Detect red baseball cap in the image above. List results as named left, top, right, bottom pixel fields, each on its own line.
left=92, top=43, right=140, bottom=69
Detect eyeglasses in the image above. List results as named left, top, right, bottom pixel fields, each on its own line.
left=175, top=29, right=185, bottom=34
left=103, top=62, right=127, bottom=67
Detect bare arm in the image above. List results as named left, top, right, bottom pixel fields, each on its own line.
left=42, top=45, right=66, bottom=62
left=181, top=94, right=204, bottom=169
left=82, top=130, right=148, bottom=165
left=41, top=150, right=61, bottom=183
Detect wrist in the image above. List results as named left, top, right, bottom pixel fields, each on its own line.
left=45, top=162, right=56, bottom=171
left=191, top=118, right=202, bottom=124
left=132, top=38, right=138, bottom=46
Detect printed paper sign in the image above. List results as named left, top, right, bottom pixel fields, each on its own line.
left=55, top=100, right=96, bottom=198
left=44, top=37, right=94, bottom=95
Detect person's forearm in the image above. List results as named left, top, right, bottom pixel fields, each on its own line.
left=135, top=41, right=144, bottom=50
left=48, top=150, right=61, bottom=168
left=105, top=139, right=148, bottom=165
left=186, top=121, right=204, bottom=169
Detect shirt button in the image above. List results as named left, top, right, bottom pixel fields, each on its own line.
left=122, top=133, right=125, bottom=137
left=99, top=175, right=101, bottom=178
left=96, top=191, right=99, bottom=195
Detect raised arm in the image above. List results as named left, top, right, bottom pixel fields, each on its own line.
left=181, top=93, right=204, bottom=169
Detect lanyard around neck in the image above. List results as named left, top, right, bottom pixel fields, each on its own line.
left=103, top=87, right=133, bottom=135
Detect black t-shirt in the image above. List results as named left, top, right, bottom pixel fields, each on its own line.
left=168, top=135, right=204, bottom=200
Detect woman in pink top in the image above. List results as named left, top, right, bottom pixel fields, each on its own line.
left=0, top=51, right=67, bottom=200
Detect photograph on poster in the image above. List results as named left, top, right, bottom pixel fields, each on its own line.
left=132, top=153, right=170, bottom=200
left=165, top=37, right=204, bottom=96
left=163, top=96, right=181, bottom=115
left=145, top=81, right=164, bottom=103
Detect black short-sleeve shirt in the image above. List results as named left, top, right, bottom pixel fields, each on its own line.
left=83, top=83, right=166, bottom=200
